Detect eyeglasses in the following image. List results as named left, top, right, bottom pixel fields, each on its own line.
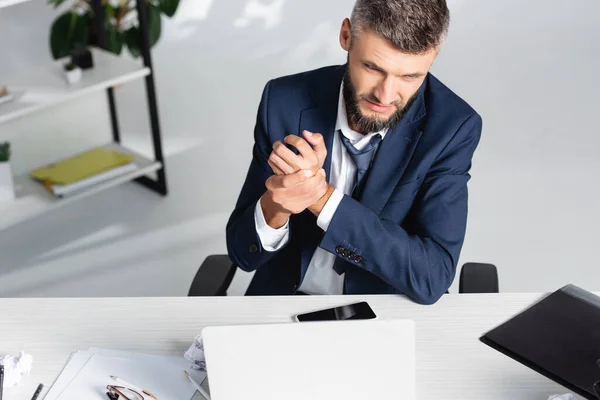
left=106, top=385, right=158, bottom=400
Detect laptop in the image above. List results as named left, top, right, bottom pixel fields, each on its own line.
left=481, top=284, right=600, bottom=400
left=202, top=319, right=416, bottom=400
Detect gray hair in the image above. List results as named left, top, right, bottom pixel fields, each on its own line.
left=350, top=0, right=450, bottom=54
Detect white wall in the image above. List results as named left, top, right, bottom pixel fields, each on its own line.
left=0, top=0, right=598, bottom=297
left=438, top=0, right=600, bottom=292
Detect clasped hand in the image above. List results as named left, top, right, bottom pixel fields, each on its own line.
left=265, top=130, right=331, bottom=215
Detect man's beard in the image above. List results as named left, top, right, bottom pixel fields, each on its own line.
left=342, top=67, right=418, bottom=134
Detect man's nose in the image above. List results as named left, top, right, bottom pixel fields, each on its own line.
left=374, top=78, right=399, bottom=105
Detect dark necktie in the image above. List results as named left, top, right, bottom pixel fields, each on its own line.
left=339, top=131, right=382, bottom=199
left=332, top=131, right=382, bottom=276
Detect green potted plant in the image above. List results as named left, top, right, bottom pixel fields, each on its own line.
left=48, top=0, right=181, bottom=60
left=0, top=142, right=15, bottom=202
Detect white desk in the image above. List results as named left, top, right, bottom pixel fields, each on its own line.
left=0, top=294, right=583, bottom=399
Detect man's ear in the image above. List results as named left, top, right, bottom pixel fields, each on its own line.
left=339, top=18, right=352, bottom=52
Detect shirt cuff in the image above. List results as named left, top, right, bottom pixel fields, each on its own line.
left=254, top=198, right=290, bottom=252
left=317, top=188, right=344, bottom=231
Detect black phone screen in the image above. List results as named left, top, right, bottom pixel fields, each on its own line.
left=296, top=302, right=376, bottom=322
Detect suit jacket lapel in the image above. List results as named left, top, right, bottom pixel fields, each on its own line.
left=298, top=65, right=345, bottom=273
left=298, top=65, right=345, bottom=178
left=358, top=80, right=428, bottom=214
left=299, top=107, right=336, bottom=177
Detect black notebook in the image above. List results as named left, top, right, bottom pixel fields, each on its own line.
left=480, top=284, right=600, bottom=399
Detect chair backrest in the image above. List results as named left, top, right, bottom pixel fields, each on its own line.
left=188, top=254, right=237, bottom=296
left=459, top=262, right=499, bottom=293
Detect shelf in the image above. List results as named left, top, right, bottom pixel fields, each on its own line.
left=0, top=143, right=162, bottom=231
left=0, top=0, right=32, bottom=9
left=0, top=48, right=150, bottom=125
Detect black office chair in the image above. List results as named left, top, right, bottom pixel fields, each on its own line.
left=188, top=255, right=499, bottom=296
left=459, top=262, right=499, bottom=293
left=188, top=255, right=238, bottom=296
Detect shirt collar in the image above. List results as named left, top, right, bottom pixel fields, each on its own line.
left=335, top=81, right=389, bottom=144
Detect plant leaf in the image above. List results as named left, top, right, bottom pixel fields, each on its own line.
left=148, top=4, right=162, bottom=47
left=49, top=12, right=89, bottom=59
left=105, top=3, right=116, bottom=19
left=124, top=27, right=142, bottom=58
left=105, top=23, right=124, bottom=55
left=157, top=0, right=179, bottom=17
left=0, top=142, right=10, bottom=162
left=47, top=0, right=66, bottom=8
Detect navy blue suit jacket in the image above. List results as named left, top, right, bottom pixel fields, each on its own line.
left=226, top=65, right=482, bottom=304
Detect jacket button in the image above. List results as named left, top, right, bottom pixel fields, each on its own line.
left=355, top=255, right=364, bottom=263
left=335, top=246, right=344, bottom=254
left=248, top=244, right=259, bottom=253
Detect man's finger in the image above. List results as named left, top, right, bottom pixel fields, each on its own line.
left=273, top=141, right=304, bottom=171
left=287, top=169, right=325, bottom=197
left=303, top=130, right=327, bottom=165
left=266, top=173, right=290, bottom=191
left=268, top=159, right=285, bottom=175
left=284, top=135, right=317, bottom=165
left=299, top=177, right=328, bottom=205
left=280, top=169, right=313, bottom=188
left=269, top=152, right=296, bottom=175
left=293, top=181, right=327, bottom=208
left=267, top=169, right=311, bottom=191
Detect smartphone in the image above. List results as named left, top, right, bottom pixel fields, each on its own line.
left=294, top=301, right=377, bottom=322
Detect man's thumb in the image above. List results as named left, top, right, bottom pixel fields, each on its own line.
left=303, top=130, right=326, bottom=160
left=303, top=130, right=316, bottom=141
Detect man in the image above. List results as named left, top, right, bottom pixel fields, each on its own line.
left=226, top=0, right=482, bottom=304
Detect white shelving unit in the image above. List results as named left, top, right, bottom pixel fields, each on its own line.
left=0, top=0, right=32, bottom=9
left=0, top=144, right=161, bottom=230
left=0, top=0, right=167, bottom=230
left=1, top=48, right=151, bottom=125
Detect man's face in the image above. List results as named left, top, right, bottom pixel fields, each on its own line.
left=339, top=19, right=438, bottom=134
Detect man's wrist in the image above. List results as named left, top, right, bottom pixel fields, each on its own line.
left=309, top=184, right=336, bottom=217
left=261, top=192, right=291, bottom=229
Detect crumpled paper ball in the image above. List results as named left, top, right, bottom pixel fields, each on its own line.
left=184, top=334, right=206, bottom=371
left=0, top=351, right=33, bottom=387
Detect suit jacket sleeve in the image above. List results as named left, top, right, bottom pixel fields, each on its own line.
left=226, top=81, right=287, bottom=272
left=319, top=113, right=483, bottom=305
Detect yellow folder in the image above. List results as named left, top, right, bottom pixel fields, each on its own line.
left=31, top=148, right=135, bottom=185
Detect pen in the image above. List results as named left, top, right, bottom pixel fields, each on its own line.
left=31, top=383, right=43, bottom=400
left=183, top=370, right=211, bottom=400
left=0, top=365, right=4, bottom=400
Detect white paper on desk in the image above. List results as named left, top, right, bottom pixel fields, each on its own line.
left=89, top=348, right=205, bottom=372
left=44, top=351, right=94, bottom=400
left=55, top=353, right=198, bottom=400
left=87, top=348, right=207, bottom=384
left=43, top=349, right=206, bottom=400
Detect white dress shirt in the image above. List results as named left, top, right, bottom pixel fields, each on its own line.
left=254, top=83, right=388, bottom=294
